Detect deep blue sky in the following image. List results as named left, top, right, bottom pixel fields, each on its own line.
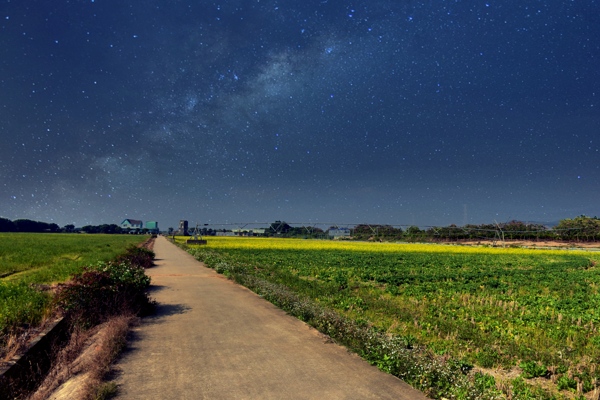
left=1, top=0, right=598, bottom=229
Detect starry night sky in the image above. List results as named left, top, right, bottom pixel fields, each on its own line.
left=1, top=0, right=599, bottom=229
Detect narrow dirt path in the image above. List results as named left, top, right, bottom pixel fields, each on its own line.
left=113, top=236, right=429, bottom=399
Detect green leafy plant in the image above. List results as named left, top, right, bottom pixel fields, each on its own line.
left=55, top=248, right=153, bottom=326
left=473, top=372, right=496, bottom=391
left=114, top=246, right=155, bottom=269
left=556, top=374, right=577, bottom=391
left=520, top=360, right=548, bottom=379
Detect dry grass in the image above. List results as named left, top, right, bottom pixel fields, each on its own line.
left=1, top=308, right=60, bottom=366
left=2, top=332, right=27, bottom=364
left=29, top=315, right=137, bottom=400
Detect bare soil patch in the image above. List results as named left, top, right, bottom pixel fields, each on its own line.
left=453, top=239, right=600, bottom=250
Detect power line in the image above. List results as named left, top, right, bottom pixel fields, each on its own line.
left=180, top=221, right=584, bottom=234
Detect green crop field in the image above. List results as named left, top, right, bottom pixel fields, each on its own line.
left=0, top=233, right=146, bottom=334
left=182, top=237, right=600, bottom=398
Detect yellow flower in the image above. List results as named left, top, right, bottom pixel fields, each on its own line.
left=179, top=236, right=580, bottom=256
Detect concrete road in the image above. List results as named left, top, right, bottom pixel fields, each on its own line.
left=113, top=236, right=429, bottom=399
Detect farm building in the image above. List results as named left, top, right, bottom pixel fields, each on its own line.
left=328, top=228, right=351, bottom=238
left=178, top=220, right=189, bottom=236
left=145, top=221, right=159, bottom=234
left=121, top=219, right=144, bottom=233
left=232, top=228, right=265, bottom=236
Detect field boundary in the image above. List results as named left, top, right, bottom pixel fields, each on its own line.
left=0, top=318, right=69, bottom=399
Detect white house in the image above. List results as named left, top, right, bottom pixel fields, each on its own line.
left=121, top=219, right=144, bottom=232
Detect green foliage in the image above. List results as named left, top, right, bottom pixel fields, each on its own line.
left=473, top=372, right=496, bottom=391
left=114, top=246, right=155, bottom=269
left=0, top=234, right=148, bottom=333
left=510, top=376, right=551, bottom=399
left=554, top=215, right=600, bottom=241
left=474, top=349, right=503, bottom=369
left=96, top=261, right=151, bottom=291
left=55, top=252, right=152, bottom=326
left=11, top=219, right=59, bottom=233
left=556, top=375, right=577, bottom=391
left=0, top=282, right=50, bottom=332
left=0, top=233, right=146, bottom=283
left=520, top=361, right=548, bottom=379
left=0, top=217, right=16, bottom=232
left=264, top=220, right=326, bottom=238
left=80, top=224, right=124, bottom=234
left=186, top=246, right=508, bottom=399
left=352, top=224, right=404, bottom=241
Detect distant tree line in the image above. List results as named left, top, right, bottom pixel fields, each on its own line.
left=262, top=216, right=600, bottom=242
left=426, top=216, right=600, bottom=242
left=352, top=224, right=405, bottom=241
left=0, top=217, right=60, bottom=233
left=553, top=216, right=600, bottom=241
left=0, top=217, right=125, bottom=234
left=263, top=221, right=326, bottom=238
left=80, top=224, right=124, bottom=234
left=3, top=215, right=600, bottom=241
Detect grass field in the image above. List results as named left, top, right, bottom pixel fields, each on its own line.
left=180, top=236, right=600, bottom=398
left=0, top=233, right=146, bottom=334
left=0, top=233, right=146, bottom=283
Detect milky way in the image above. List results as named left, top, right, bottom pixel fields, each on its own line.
left=1, top=0, right=598, bottom=229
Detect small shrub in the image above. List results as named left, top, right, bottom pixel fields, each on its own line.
left=96, top=261, right=151, bottom=291
left=214, top=261, right=231, bottom=274
left=557, top=374, right=577, bottom=391
left=473, top=372, right=496, bottom=390
left=401, top=334, right=418, bottom=349
left=451, top=359, right=474, bottom=375
left=55, top=246, right=153, bottom=326
left=385, top=284, right=400, bottom=296
left=114, top=246, right=155, bottom=269
left=95, top=382, right=118, bottom=400
left=332, top=272, right=349, bottom=291
left=520, top=360, right=548, bottom=379
left=54, top=268, right=115, bottom=324
left=474, top=348, right=501, bottom=368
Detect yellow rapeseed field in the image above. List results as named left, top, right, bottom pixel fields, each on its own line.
left=177, top=235, right=580, bottom=256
